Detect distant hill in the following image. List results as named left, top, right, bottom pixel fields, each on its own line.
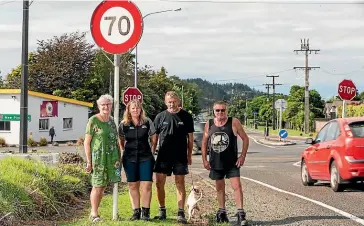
left=185, top=78, right=264, bottom=109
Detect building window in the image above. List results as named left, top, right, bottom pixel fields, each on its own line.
left=0, top=121, right=11, bottom=131
left=39, top=119, right=49, bottom=130
left=63, top=118, right=73, bottom=129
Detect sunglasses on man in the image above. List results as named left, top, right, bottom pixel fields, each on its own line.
left=214, top=109, right=226, bottom=112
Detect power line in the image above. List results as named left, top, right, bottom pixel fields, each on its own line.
left=160, top=0, right=364, bottom=4
left=321, top=67, right=364, bottom=75
left=293, top=38, right=320, bottom=134
left=211, top=68, right=294, bottom=82
left=0, top=0, right=16, bottom=6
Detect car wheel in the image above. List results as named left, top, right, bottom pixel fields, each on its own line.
left=330, top=162, right=344, bottom=192
left=301, top=160, right=316, bottom=186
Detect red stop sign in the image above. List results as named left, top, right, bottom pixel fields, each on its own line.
left=123, top=87, right=143, bottom=105
left=338, top=79, right=357, bottom=101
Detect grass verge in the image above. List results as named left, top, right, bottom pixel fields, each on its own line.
left=0, top=157, right=90, bottom=225
left=60, top=184, right=186, bottom=226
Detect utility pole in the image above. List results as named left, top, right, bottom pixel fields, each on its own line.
left=19, top=0, right=30, bottom=153
left=265, top=75, right=282, bottom=131
left=294, top=39, right=320, bottom=134
left=262, top=84, right=271, bottom=137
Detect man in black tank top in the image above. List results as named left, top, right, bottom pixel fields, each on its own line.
left=201, top=101, right=249, bottom=226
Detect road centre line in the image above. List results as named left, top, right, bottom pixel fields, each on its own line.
left=241, top=176, right=364, bottom=225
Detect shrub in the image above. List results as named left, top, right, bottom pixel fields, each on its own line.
left=0, top=137, right=5, bottom=146
left=66, top=141, right=74, bottom=146
left=39, top=137, right=48, bottom=146
left=0, top=157, right=90, bottom=223
left=76, top=136, right=84, bottom=146
left=27, top=138, right=37, bottom=147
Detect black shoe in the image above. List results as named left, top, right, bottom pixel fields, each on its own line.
left=141, top=207, right=150, bottom=221
left=177, top=210, right=187, bottom=224
left=216, top=210, right=229, bottom=223
left=153, top=208, right=166, bottom=220
left=235, top=211, right=248, bottom=226
left=130, top=208, right=141, bottom=221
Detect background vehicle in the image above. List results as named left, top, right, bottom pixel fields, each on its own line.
left=301, top=117, right=364, bottom=192
left=154, top=122, right=206, bottom=155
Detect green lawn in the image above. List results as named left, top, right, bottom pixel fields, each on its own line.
left=60, top=184, right=192, bottom=226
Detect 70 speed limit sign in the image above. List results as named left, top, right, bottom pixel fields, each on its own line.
left=90, top=0, right=143, bottom=54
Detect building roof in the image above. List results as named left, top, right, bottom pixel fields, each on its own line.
left=0, top=89, right=93, bottom=108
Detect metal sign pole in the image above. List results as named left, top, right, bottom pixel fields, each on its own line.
left=113, top=54, right=120, bottom=220
left=342, top=100, right=345, bottom=118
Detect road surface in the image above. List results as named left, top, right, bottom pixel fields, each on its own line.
left=189, top=131, right=364, bottom=226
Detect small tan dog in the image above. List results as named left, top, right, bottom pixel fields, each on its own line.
left=186, top=186, right=203, bottom=221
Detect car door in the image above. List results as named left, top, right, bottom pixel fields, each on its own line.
left=315, top=121, right=341, bottom=179
left=306, top=123, right=329, bottom=177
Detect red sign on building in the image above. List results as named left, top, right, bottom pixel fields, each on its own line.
left=40, top=101, right=58, bottom=117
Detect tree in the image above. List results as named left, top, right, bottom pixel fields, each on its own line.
left=358, top=91, right=364, bottom=101
left=0, top=71, right=3, bottom=88
left=5, top=32, right=96, bottom=97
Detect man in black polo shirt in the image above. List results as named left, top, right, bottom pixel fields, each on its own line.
left=152, top=91, right=194, bottom=224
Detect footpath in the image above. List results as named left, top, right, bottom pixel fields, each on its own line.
left=245, top=128, right=313, bottom=146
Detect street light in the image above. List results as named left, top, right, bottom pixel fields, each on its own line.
left=134, top=8, right=182, bottom=88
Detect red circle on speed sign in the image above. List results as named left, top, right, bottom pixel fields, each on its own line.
left=123, top=87, right=143, bottom=106
left=90, top=0, right=143, bottom=54
left=338, top=79, right=357, bottom=101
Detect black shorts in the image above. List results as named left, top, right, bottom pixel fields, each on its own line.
left=209, top=167, right=240, bottom=180
left=153, top=161, right=189, bottom=176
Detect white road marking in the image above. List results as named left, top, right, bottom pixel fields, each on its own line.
left=241, top=176, right=364, bottom=225
left=248, top=135, right=277, bottom=149
left=293, top=161, right=301, bottom=167
left=243, top=165, right=266, bottom=168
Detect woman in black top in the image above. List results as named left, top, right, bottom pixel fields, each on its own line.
left=118, top=100, right=157, bottom=221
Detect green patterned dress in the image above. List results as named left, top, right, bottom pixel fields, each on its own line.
left=86, top=115, right=121, bottom=187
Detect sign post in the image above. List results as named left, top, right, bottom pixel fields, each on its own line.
left=90, top=0, right=143, bottom=220
left=279, top=129, right=288, bottom=142
left=275, top=99, right=287, bottom=132
left=123, top=87, right=143, bottom=105
left=338, top=79, right=356, bottom=118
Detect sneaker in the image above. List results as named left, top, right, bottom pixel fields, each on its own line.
left=130, top=208, right=141, bottom=221
left=141, top=207, right=150, bottom=221
left=153, top=208, right=167, bottom=220
left=89, top=214, right=102, bottom=223
left=235, top=211, right=248, bottom=226
left=216, top=210, right=229, bottom=223
left=177, top=210, right=187, bottom=224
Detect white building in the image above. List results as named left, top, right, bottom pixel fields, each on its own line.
left=0, top=89, right=93, bottom=145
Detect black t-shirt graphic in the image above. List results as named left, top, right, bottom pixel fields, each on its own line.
left=154, top=109, right=194, bottom=164
left=119, top=118, right=156, bottom=162
left=208, top=117, right=238, bottom=170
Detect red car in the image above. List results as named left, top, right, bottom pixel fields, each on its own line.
left=301, top=117, right=364, bottom=192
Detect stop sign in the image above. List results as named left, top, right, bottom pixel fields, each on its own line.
left=338, top=79, right=357, bottom=101
left=123, top=87, right=143, bottom=105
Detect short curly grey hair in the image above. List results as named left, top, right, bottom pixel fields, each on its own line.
left=97, top=94, right=113, bottom=106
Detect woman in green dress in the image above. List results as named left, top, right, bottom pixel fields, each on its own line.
left=84, top=94, right=122, bottom=222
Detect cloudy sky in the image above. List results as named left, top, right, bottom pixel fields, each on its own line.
left=0, top=0, right=363, bottom=100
